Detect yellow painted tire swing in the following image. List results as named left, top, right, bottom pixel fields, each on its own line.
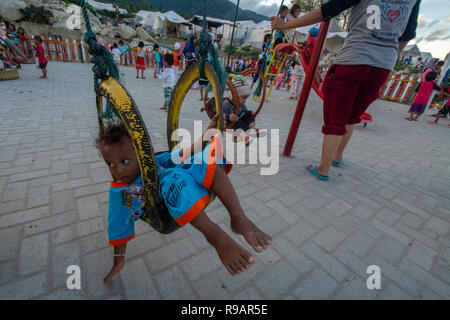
left=96, top=77, right=181, bottom=234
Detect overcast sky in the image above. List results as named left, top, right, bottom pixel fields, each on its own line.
left=231, top=0, right=449, bottom=59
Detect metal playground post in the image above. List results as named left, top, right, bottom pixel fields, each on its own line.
left=283, top=20, right=330, bottom=156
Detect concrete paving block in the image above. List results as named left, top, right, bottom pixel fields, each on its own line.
left=293, top=268, right=339, bottom=300
left=155, top=265, right=196, bottom=299
left=345, top=231, right=378, bottom=258
left=0, top=272, right=47, bottom=299
left=19, top=233, right=49, bottom=276
left=313, top=226, right=348, bottom=253
left=302, top=242, right=349, bottom=283
left=334, top=277, right=378, bottom=300
left=121, top=257, right=159, bottom=299
left=254, top=261, right=301, bottom=299
left=145, top=238, right=197, bottom=272
left=52, top=241, right=81, bottom=289
left=374, top=208, right=401, bottom=226
left=0, top=225, right=22, bottom=262
left=77, top=195, right=101, bottom=221
left=406, top=242, right=438, bottom=271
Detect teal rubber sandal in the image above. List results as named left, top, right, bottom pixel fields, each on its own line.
left=332, top=157, right=342, bottom=167
left=306, top=165, right=329, bottom=181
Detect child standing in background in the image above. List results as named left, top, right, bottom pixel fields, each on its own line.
left=135, top=41, right=146, bottom=79
left=34, top=36, right=48, bottom=79
left=157, top=53, right=176, bottom=112
left=407, top=71, right=441, bottom=121
left=428, top=86, right=450, bottom=126
left=289, top=53, right=305, bottom=100
left=152, top=44, right=161, bottom=77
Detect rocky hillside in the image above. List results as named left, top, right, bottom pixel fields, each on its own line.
left=0, top=0, right=156, bottom=44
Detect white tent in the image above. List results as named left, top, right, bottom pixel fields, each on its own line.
left=135, top=10, right=161, bottom=29
left=294, top=19, right=347, bottom=53
left=248, top=27, right=271, bottom=50
left=419, top=52, right=434, bottom=65
left=221, top=20, right=256, bottom=46
left=247, top=18, right=347, bottom=53
left=153, top=11, right=192, bottom=39
left=86, top=0, right=127, bottom=14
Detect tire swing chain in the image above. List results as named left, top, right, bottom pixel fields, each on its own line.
left=79, top=0, right=120, bottom=122
left=80, top=0, right=180, bottom=234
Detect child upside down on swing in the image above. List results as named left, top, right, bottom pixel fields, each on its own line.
left=201, top=78, right=261, bottom=145
left=97, top=115, right=272, bottom=283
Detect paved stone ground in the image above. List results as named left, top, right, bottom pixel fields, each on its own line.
left=0, top=62, right=449, bottom=300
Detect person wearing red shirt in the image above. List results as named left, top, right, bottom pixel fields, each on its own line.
left=34, top=36, right=48, bottom=79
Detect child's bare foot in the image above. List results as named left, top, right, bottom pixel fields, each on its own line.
left=103, top=259, right=124, bottom=283
left=230, top=215, right=272, bottom=253
left=211, top=233, right=256, bottom=276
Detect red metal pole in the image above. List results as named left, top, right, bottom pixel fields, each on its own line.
left=283, top=20, right=330, bottom=156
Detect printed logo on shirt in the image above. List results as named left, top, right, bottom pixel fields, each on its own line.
left=380, top=2, right=410, bottom=24
left=366, top=1, right=412, bottom=40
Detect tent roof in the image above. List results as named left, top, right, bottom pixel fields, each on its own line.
left=86, top=0, right=127, bottom=14
left=190, top=15, right=233, bottom=28
left=404, top=44, right=419, bottom=51
left=255, top=20, right=271, bottom=29
left=237, top=20, right=256, bottom=28
left=136, top=10, right=161, bottom=18
left=159, top=10, right=192, bottom=25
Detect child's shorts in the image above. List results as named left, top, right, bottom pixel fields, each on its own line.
left=438, top=104, right=449, bottom=117
left=158, top=135, right=232, bottom=226
left=409, top=103, right=426, bottom=114
left=199, top=78, right=209, bottom=87
left=39, top=62, right=47, bottom=69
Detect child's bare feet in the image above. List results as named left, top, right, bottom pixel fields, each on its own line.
left=211, top=233, right=256, bottom=275
left=103, top=258, right=124, bottom=283
left=230, top=215, right=272, bottom=253
left=191, top=212, right=256, bottom=275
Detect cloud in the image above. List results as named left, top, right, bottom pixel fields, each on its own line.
left=231, top=0, right=279, bottom=17
left=415, top=39, right=450, bottom=60
left=417, top=14, right=426, bottom=27
left=427, top=19, right=439, bottom=28
left=427, top=26, right=449, bottom=41
left=446, top=14, right=450, bottom=22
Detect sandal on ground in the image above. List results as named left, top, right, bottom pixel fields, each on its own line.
left=306, top=165, right=329, bottom=181
left=332, top=157, right=342, bottom=167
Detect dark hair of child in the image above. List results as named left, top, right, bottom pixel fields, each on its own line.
left=119, top=40, right=124, bottom=45
left=17, top=27, right=26, bottom=35
left=95, top=122, right=130, bottom=149
left=154, top=44, right=159, bottom=50
left=425, top=71, right=437, bottom=82
left=164, top=53, right=174, bottom=66
left=436, top=60, right=444, bottom=67
left=279, top=5, right=289, bottom=14
left=139, top=41, right=144, bottom=48
left=8, top=24, right=16, bottom=31
left=290, top=4, right=301, bottom=14
left=35, top=35, right=43, bottom=43
left=113, top=43, right=118, bottom=48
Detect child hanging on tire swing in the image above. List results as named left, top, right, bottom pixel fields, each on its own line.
left=202, top=77, right=261, bottom=145
left=97, top=115, right=272, bottom=283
